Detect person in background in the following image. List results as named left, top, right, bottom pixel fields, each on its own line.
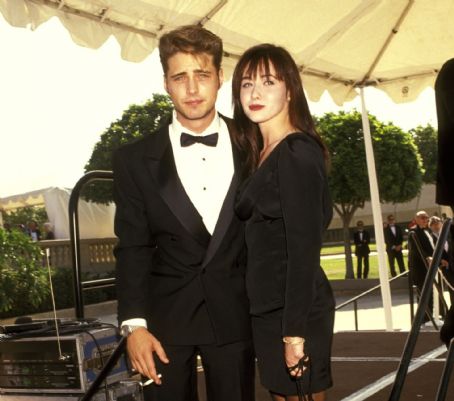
left=27, top=220, right=41, bottom=242
left=408, top=211, right=435, bottom=323
left=435, top=58, right=454, bottom=215
left=233, top=43, right=334, bottom=401
left=113, top=25, right=254, bottom=401
left=384, top=214, right=406, bottom=277
left=435, top=56, right=454, bottom=346
left=43, top=222, right=55, bottom=240
left=429, top=215, right=453, bottom=306
left=353, top=220, right=370, bottom=279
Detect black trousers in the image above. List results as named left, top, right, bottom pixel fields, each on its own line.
left=387, top=250, right=406, bottom=277
left=412, top=268, right=434, bottom=322
left=143, top=340, right=255, bottom=401
left=356, top=254, right=369, bottom=279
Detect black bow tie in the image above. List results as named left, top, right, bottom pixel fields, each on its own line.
left=180, top=132, right=218, bottom=147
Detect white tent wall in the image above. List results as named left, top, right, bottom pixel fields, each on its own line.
left=42, top=187, right=115, bottom=239
left=1, top=187, right=115, bottom=239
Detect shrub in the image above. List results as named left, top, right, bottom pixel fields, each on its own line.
left=0, top=228, right=49, bottom=313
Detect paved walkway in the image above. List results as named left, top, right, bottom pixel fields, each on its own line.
left=2, top=289, right=450, bottom=400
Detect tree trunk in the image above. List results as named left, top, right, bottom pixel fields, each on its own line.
left=334, top=203, right=360, bottom=279
left=342, top=217, right=355, bottom=279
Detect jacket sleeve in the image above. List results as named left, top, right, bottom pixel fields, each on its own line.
left=113, top=147, right=155, bottom=324
left=278, top=135, right=327, bottom=337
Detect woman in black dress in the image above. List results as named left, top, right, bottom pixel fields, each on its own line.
left=232, top=44, right=335, bottom=401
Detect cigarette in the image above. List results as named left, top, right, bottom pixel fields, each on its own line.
left=141, top=374, right=162, bottom=386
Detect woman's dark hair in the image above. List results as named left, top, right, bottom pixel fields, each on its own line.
left=232, top=43, right=328, bottom=174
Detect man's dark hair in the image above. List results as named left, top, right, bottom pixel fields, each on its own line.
left=159, top=25, right=223, bottom=74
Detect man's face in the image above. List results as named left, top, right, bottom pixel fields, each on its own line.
left=388, top=216, right=395, bottom=224
left=430, top=220, right=442, bottom=234
left=415, top=213, right=429, bottom=228
left=164, top=52, right=223, bottom=133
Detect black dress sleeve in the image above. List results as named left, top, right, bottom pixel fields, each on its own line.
left=277, top=134, right=327, bottom=337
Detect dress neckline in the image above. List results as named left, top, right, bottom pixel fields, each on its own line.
left=255, top=131, right=302, bottom=174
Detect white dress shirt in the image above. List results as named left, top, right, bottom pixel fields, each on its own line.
left=390, top=225, right=396, bottom=236
left=169, top=111, right=234, bottom=234
left=122, top=111, right=234, bottom=329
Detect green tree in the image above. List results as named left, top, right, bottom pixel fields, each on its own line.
left=83, top=94, right=173, bottom=204
left=3, top=206, right=48, bottom=232
left=409, top=124, right=438, bottom=184
left=316, top=111, right=423, bottom=278
left=0, top=228, right=49, bottom=313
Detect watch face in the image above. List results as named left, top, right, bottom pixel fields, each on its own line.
left=121, top=325, right=132, bottom=336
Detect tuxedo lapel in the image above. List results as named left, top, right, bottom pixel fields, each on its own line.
left=202, top=117, right=242, bottom=267
left=145, top=126, right=211, bottom=247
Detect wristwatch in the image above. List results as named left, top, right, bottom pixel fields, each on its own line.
left=121, top=325, right=144, bottom=337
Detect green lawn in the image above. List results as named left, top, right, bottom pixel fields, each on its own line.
left=321, top=252, right=408, bottom=280
left=321, top=243, right=377, bottom=255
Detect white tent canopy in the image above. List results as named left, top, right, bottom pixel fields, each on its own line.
left=0, top=187, right=115, bottom=239
left=1, top=0, right=453, bottom=105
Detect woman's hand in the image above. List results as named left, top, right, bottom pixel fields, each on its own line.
left=283, top=337, right=307, bottom=377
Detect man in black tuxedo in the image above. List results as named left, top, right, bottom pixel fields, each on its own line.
left=435, top=58, right=454, bottom=343
left=435, top=58, right=454, bottom=213
left=113, top=26, right=254, bottom=401
left=384, top=214, right=406, bottom=277
left=353, top=220, right=370, bottom=279
left=408, top=210, right=435, bottom=322
left=429, top=215, right=454, bottom=305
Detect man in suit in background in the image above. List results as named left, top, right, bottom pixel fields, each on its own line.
left=408, top=210, right=435, bottom=323
left=435, top=58, right=454, bottom=214
left=113, top=25, right=254, bottom=401
left=353, top=220, right=370, bottom=279
left=435, top=58, right=454, bottom=345
left=429, top=215, right=453, bottom=305
left=384, top=214, right=406, bottom=277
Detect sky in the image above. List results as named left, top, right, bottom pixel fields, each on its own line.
left=0, top=15, right=438, bottom=198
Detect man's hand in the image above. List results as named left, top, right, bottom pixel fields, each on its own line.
left=126, top=328, right=169, bottom=385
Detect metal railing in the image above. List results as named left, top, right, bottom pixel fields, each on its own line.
left=68, top=170, right=114, bottom=319
left=436, top=337, right=454, bottom=401
left=389, top=218, right=452, bottom=401
left=335, top=270, right=411, bottom=331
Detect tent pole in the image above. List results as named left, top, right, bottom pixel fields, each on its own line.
left=360, top=87, right=394, bottom=331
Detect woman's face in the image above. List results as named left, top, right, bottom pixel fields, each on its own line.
left=239, top=62, right=289, bottom=126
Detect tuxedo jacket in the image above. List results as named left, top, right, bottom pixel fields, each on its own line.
left=432, top=232, right=454, bottom=277
left=384, top=224, right=404, bottom=253
left=435, top=58, right=454, bottom=207
left=408, top=226, right=434, bottom=285
left=112, top=116, right=251, bottom=346
left=353, top=230, right=370, bottom=256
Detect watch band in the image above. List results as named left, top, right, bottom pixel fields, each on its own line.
left=121, top=325, right=144, bottom=337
